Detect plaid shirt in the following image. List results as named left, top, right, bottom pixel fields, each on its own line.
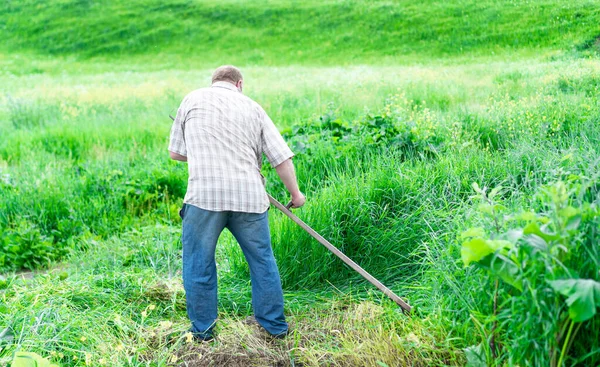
left=169, top=81, right=294, bottom=213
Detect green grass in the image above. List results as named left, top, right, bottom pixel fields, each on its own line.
left=1, top=0, right=600, bottom=66
left=1, top=0, right=600, bottom=365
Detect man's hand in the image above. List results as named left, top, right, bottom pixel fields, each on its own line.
left=169, top=151, right=188, bottom=162
left=290, top=191, right=306, bottom=208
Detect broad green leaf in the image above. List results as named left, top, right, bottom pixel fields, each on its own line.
left=460, top=227, right=486, bottom=240
left=523, top=222, right=559, bottom=242
left=461, top=239, right=511, bottom=266
left=462, top=239, right=492, bottom=266
left=548, top=279, right=600, bottom=322
left=476, top=253, right=522, bottom=291
left=487, top=240, right=512, bottom=251
left=488, top=255, right=522, bottom=291
left=523, top=234, right=548, bottom=252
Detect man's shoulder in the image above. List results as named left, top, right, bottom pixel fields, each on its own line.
left=184, top=87, right=211, bottom=100
left=179, top=87, right=218, bottom=109
left=245, top=97, right=265, bottom=113
left=224, top=92, right=266, bottom=116
left=181, top=87, right=265, bottom=117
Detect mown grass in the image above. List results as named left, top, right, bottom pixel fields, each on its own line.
left=0, top=225, right=463, bottom=366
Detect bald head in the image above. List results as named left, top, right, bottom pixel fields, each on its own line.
left=212, top=65, right=243, bottom=85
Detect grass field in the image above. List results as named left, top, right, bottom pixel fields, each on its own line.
left=1, top=0, right=600, bottom=366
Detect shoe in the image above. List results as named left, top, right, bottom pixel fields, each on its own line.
left=244, top=315, right=290, bottom=339
left=269, top=328, right=291, bottom=340
left=167, top=329, right=214, bottom=344
left=189, top=329, right=214, bottom=342
left=244, top=316, right=260, bottom=326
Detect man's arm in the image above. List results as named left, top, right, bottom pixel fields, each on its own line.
left=168, top=101, right=188, bottom=161
left=169, top=151, right=188, bottom=162
left=275, top=158, right=305, bottom=208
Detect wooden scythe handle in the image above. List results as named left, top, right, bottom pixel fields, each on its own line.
left=268, top=194, right=412, bottom=313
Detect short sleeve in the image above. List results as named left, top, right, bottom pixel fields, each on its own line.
left=260, top=108, right=294, bottom=167
left=168, top=104, right=187, bottom=157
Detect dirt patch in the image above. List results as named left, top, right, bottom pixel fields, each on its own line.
left=176, top=347, right=291, bottom=367
left=173, top=332, right=297, bottom=367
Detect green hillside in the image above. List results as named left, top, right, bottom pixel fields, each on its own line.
left=1, top=0, right=599, bottom=65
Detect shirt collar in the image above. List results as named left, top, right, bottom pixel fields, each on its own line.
left=211, top=81, right=239, bottom=92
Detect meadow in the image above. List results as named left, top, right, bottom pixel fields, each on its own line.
left=1, top=0, right=600, bottom=366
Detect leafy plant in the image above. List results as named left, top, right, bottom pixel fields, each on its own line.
left=548, top=279, right=600, bottom=323
left=461, top=177, right=600, bottom=366
left=0, top=220, right=61, bottom=271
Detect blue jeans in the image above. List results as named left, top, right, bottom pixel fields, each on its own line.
left=180, top=204, right=288, bottom=338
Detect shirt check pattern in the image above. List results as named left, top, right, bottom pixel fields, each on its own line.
left=169, top=81, right=294, bottom=213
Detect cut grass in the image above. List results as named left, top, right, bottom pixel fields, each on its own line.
left=0, top=225, right=462, bottom=367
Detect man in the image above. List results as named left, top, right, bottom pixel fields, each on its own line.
left=168, top=65, right=305, bottom=341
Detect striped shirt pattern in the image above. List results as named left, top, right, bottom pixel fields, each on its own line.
left=169, top=81, right=294, bottom=213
